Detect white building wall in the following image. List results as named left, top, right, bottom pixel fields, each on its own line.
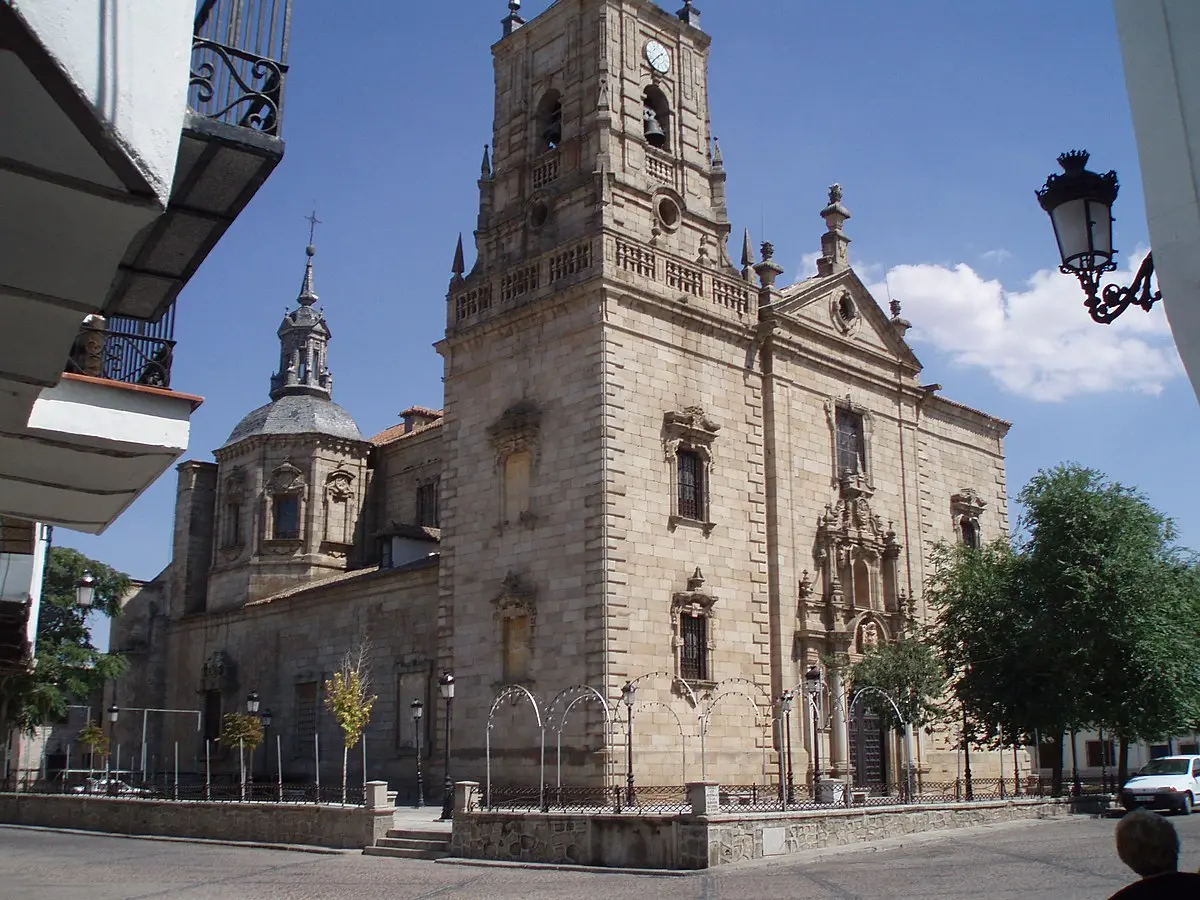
left=1114, top=0, right=1200, bottom=403
left=8, top=0, right=195, bottom=202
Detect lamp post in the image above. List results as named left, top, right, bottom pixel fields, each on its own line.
left=106, top=704, right=119, bottom=792
left=242, top=691, right=259, bottom=796
left=779, top=691, right=795, bottom=805
left=411, top=699, right=425, bottom=808
left=438, top=672, right=455, bottom=821
left=803, top=666, right=822, bottom=792
left=621, top=681, right=636, bottom=807
left=1037, top=150, right=1161, bottom=324
left=75, top=572, right=96, bottom=609
left=261, top=709, right=272, bottom=782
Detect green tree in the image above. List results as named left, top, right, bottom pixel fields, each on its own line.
left=220, top=712, right=264, bottom=799
left=0, top=546, right=130, bottom=758
left=849, top=632, right=948, bottom=730
left=324, top=639, right=376, bottom=804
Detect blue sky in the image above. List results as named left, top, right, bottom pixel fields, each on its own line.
left=68, top=1, right=1200, bottom=643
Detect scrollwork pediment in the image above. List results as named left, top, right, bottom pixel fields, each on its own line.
left=663, top=406, right=720, bottom=444
left=326, top=468, right=354, bottom=501
left=269, top=461, right=305, bottom=495
left=951, top=489, right=987, bottom=518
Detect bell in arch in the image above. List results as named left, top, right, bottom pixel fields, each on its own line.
left=643, top=106, right=666, bottom=149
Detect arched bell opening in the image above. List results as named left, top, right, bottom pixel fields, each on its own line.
left=536, top=90, right=563, bottom=152
left=642, top=86, right=671, bottom=151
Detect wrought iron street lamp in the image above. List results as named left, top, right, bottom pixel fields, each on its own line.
left=411, top=698, right=425, bottom=809
left=780, top=690, right=795, bottom=806
left=1037, top=150, right=1161, bottom=324
left=621, top=681, right=637, bottom=807
left=803, top=665, right=822, bottom=787
left=75, top=571, right=95, bottom=608
left=438, top=672, right=455, bottom=821
left=246, top=691, right=260, bottom=715
left=106, top=704, right=119, bottom=786
left=261, top=709, right=272, bottom=781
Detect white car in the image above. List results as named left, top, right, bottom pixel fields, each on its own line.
left=1120, top=755, right=1200, bottom=814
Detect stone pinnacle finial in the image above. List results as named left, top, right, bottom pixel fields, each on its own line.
left=678, top=0, right=701, bottom=28
left=889, top=296, right=912, bottom=337
left=755, top=241, right=784, bottom=290
left=480, top=144, right=493, bottom=180
left=741, top=229, right=754, bottom=269
left=818, top=183, right=852, bottom=276
left=502, top=0, right=524, bottom=36
left=687, top=567, right=705, bottom=591
left=452, top=234, right=465, bottom=280
left=711, top=137, right=724, bottom=170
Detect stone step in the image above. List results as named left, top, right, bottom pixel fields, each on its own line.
left=376, top=837, right=450, bottom=852
left=363, top=845, right=450, bottom=861
left=386, top=828, right=451, bottom=842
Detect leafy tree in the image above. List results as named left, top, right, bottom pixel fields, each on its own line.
left=220, top=712, right=264, bottom=799
left=929, top=465, right=1200, bottom=794
left=324, top=640, right=376, bottom=803
left=1019, top=465, right=1200, bottom=784
left=77, top=721, right=108, bottom=776
left=849, top=633, right=948, bottom=730
left=0, top=546, right=130, bottom=757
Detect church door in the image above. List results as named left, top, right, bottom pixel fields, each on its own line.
left=849, top=707, right=887, bottom=790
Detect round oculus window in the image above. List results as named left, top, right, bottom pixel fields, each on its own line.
left=656, top=196, right=680, bottom=230
left=530, top=201, right=550, bottom=229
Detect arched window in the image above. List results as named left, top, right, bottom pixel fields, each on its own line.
left=536, top=91, right=562, bottom=151
left=643, top=86, right=671, bottom=151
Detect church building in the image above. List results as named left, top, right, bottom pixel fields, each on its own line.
left=111, top=0, right=1011, bottom=795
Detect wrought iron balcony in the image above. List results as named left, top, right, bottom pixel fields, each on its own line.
left=190, top=0, right=291, bottom=136
left=65, top=304, right=177, bottom=390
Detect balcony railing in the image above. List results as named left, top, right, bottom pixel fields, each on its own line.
left=65, top=305, right=177, bottom=389
left=190, top=0, right=292, bottom=136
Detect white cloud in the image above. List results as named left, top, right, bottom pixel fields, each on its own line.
left=868, top=253, right=1182, bottom=402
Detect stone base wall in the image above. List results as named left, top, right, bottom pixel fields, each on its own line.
left=452, top=798, right=1086, bottom=870
left=0, top=793, right=393, bottom=850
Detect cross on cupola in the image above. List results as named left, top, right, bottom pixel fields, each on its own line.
left=269, top=215, right=334, bottom=401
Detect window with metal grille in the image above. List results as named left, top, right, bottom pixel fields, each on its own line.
left=835, top=407, right=866, bottom=475
left=680, top=613, right=708, bottom=681
left=416, top=480, right=439, bottom=527
left=274, top=495, right=300, bottom=539
left=677, top=450, right=704, bottom=520
left=960, top=516, right=980, bottom=549
left=295, top=681, right=318, bottom=753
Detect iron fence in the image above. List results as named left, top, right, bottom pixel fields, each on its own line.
left=485, top=784, right=689, bottom=815
left=3, top=772, right=363, bottom=806
left=190, top=0, right=291, bottom=135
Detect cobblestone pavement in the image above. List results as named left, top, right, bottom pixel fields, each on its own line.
left=4, top=815, right=1200, bottom=899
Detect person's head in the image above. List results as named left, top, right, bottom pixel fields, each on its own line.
left=1116, top=810, right=1180, bottom=877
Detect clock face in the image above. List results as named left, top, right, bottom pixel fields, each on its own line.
left=645, top=40, right=671, bottom=74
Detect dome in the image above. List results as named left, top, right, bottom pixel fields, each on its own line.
left=223, top=394, right=363, bottom=447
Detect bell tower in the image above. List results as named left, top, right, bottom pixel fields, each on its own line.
left=468, top=0, right=735, bottom=287
left=439, top=0, right=766, bottom=787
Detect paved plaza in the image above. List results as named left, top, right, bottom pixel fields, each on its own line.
left=4, top=815, right=1200, bottom=899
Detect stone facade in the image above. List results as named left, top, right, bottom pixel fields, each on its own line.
left=111, top=0, right=1014, bottom=797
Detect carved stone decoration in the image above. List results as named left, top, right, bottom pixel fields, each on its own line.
left=268, top=461, right=305, bottom=495
left=224, top=467, right=247, bottom=503
left=492, top=570, right=537, bottom=626
left=951, top=489, right=987, bottom=519
left=815, top=476, right=903, bottom=618
left=856, top=619, right=883, bottom=654
left=201, top=651, right=232, bottom=692
left=663, top=406, right=721, bottom=451
left=326, top=469, right=354, bottom=501
left=830, top=289, right=862, bottom=335
left=488, top=399, right=541, bottom=464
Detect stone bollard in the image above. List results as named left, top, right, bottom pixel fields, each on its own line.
left=364, top=781, right=392, bottom=810
left=686, top=782, right=720, bottom=816
left=454, top=781, right=480, bottom=815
